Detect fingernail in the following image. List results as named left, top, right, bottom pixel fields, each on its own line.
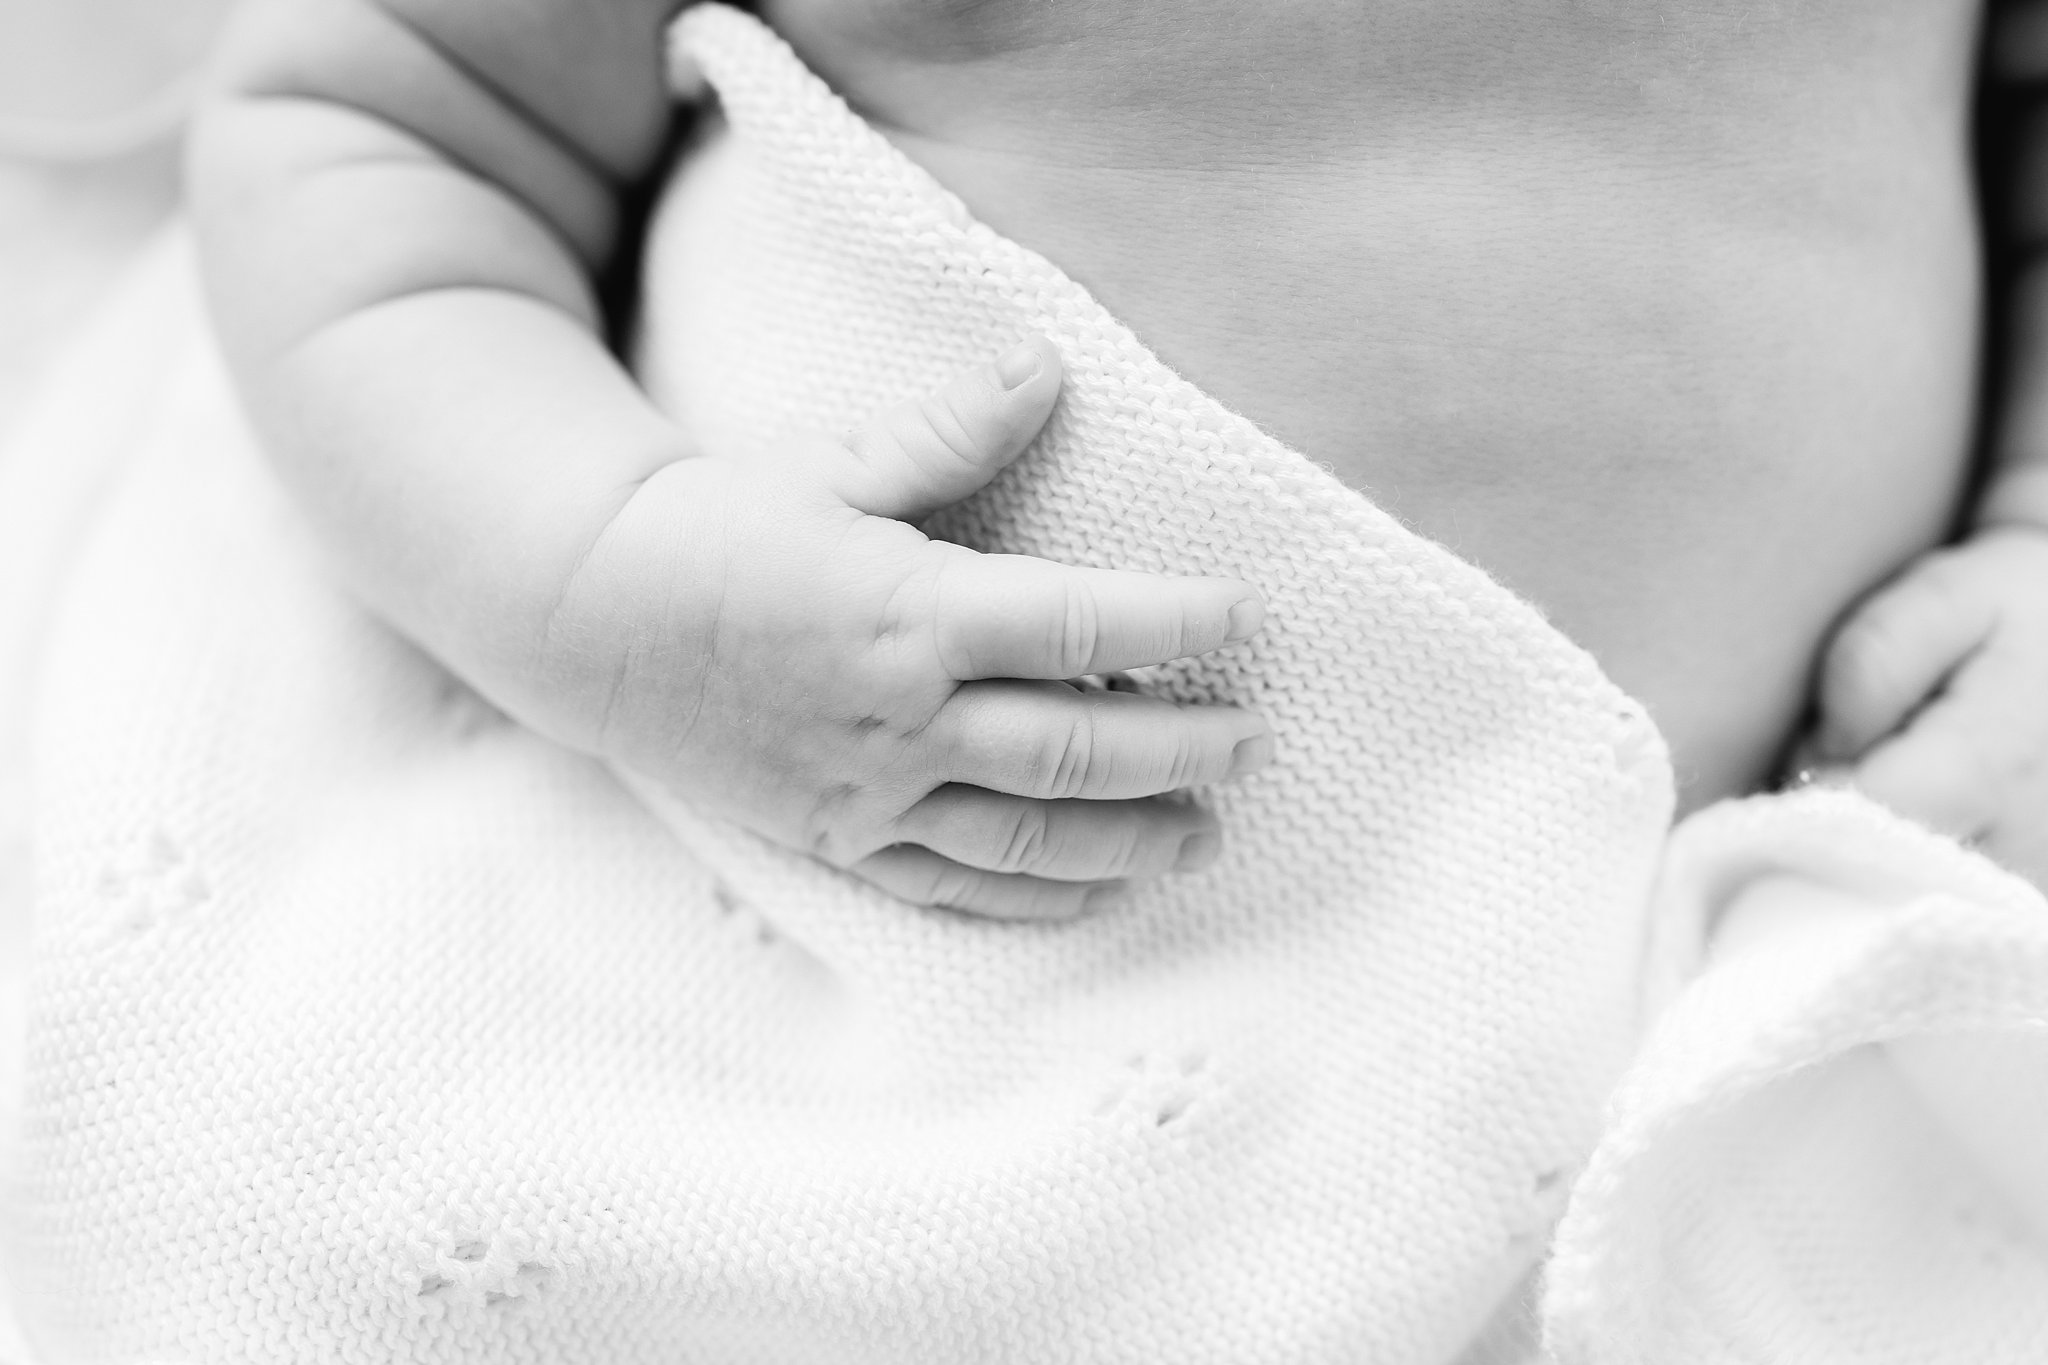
left=1225, top=597, right=1264, bottom=644
left=995, top=341, right=1041, bottom=390
left=1174, top=831, right=1221, bottom=873
left=1084, top=884, right=1130, bottom=914
left=1229, top=733, right=1274, bottom=778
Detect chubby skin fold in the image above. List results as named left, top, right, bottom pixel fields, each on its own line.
left=17, top=1, right=2048, bottom=1358
left=192, top=0, right=1280, bottom=918
left=192, top=0, right=2048, bottom=880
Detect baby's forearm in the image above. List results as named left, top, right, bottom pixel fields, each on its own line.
left=248, top=290, right=691, bottom=695
left=188, top=0, right=689, bottom=700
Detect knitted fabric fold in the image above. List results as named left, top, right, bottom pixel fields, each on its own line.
left=5, top=7, right=2046, bottom=1363
left=1547, top=789, right=2048, bottom=1361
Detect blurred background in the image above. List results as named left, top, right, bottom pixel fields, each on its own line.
left=0, top=0, right=230, bottom=427
left=1, top=1, right=234, bottom=1356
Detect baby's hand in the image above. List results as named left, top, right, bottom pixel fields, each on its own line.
left=1812, top=526, right=2048, bottom=883
left=533, top=337, right=1270, bottom=919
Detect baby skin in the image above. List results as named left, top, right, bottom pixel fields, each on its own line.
left=190, top=0, right=2048, bottom=903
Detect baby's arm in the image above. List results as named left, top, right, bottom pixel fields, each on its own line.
left=189, top=0, right=687, bottom=666
left=190, top=0, right=1269, bottom=917
left=1809, top=0, right=2048, bottom=882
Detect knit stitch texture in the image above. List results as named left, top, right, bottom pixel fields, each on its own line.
left=6, top=8, right=2048, bottom=1362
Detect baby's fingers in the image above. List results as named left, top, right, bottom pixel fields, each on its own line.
left=1817, top=554, right=1997, bottom=761
left=930, top=681, right=1273, bottom=801
left=895, top=786, right=1221, bottom=882
left=932, top=552, right=1264, bottom=680
left=852, top=846, right=1124, bottom=921
left=1851, top=645, right=2044, bottom=840
left=826, top=336, right=1064, bottom=522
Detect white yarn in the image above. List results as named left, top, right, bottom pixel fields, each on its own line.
left=1547, top=791, right=2048, bottom=1361
left=5, top=8, right=2046, bottom=1362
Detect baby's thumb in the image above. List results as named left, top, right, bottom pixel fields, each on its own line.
left=829, top=337, right=1063, bottom=521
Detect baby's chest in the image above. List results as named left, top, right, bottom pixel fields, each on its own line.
left=757, top=0, right=1980, bottom=102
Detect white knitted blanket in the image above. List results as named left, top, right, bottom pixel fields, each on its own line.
left=6, top=7, right=2048, bottom=1361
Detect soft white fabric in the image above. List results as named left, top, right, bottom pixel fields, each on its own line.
left=3, top=7, right=2045, bottom=1361
left=1548, top=793, right=2048, bottom=1361
left=0, top=233, right=194, bottom=1365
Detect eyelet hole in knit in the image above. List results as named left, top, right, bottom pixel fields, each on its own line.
left=98, top=827, right=211, bottom=949
left=712, top=878, right=786, bottom=948
left=1954, top=1199, right=2034, bottom=1269
left=1093, top=1048, right=1210, bottom=1126
left=414, top=1244, right=556, bottom=1313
